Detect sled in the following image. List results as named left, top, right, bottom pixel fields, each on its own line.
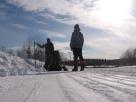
left=44, top=50, right=68, bottom=71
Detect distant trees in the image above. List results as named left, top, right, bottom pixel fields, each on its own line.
left=16, top=41, right=45, bottom=61
left=0, top=46, right=15, bottom=56
left=0, top=46, right=6, bottom=52
left=121, top=48, right=134, bottom=59
left=120, top=48, right=136, bottom=65
left=84, top=59, right=119, bottom=67
left=33, top=47, right=45, bottom=61
left=17, top=43, right=33, bottom=59
left=62, top=58, right=119, bottom=67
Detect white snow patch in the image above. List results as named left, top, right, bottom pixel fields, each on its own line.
left=0, top=51, right=44, bottom=76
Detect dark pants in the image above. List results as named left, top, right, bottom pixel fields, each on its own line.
left=44, top=54, right=53, bottom=70
left=72, top=48, right=84, bottom=70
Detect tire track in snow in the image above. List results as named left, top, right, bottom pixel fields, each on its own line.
left=22, top=79, right=40, bottom=102
left=83, top=74, right=136, bottom=94
left=76, top=73, right=136, bottom=90
left=68, top=75, right=123, bottom=102
left=108, top=75, right=136, bottom=83
left=0, top=76, right=41, bottom=102
left=88, top=73, right=136, bottom=83
left=57, top=74, right=110, bottom=102
left=72, top=74, right=136, bottom=98
left=22, top=75, right=69, bottom=102
left=87, top=74, right=136, bottom=87
left=92, top=69, right=136, bottom=75
left=59, top=74, right=111, bottom=102
left=22, top=85, right=37, bottom=102
left=57, top=75, right=77, bottom=102
left=0, top=76, right=27, bottom=95
left=81, top=72, right=136, bottom=82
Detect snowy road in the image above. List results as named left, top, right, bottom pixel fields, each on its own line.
left=0, top=67, right=136, bottom=102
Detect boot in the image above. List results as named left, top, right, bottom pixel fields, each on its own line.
left=80, top=65, right=84, bottom=71
left=62, top=66, right=68, bottom=71
left=72, top=66, right=78, bottom=71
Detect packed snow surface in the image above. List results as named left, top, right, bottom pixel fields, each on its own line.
left=0, top=66, right=136, bottom=102
left=1, top=50, right=136, bottom=102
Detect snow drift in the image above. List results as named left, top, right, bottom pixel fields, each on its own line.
left=0, top=51, right=38, bottom=76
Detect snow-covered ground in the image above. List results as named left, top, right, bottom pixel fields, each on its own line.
left=1, top=51, right=136, bottom=102
left=0, top=66, right=136, bottom=102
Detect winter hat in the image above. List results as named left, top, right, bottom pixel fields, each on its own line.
left=74, top=24, right=80, bottom=31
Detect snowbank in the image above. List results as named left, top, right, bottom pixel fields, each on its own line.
left=0, top=51, right=42, bottom=76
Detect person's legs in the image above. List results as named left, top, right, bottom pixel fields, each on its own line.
left=48, top=54, right=54, bottom=70
left=49, top=54, right=54, bottom=65
left=78, top=48, right=84, bottom=71
left=44, top=55, right=50, bottom=71
left=72, top=48, right=78, bottom=71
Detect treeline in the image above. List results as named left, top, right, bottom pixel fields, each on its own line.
left=16, top=43, right=46, bottom=61
left=120, top=48, right=136, bottom=65
left=0, top=41, right=46, bottom=62
left=85, top=59, right=119, bottom=66
left=0, top=46, right=16, bottom=56
left=63, top=59, right=119, bottom=67
left=63, top=48, right=136, bottom=67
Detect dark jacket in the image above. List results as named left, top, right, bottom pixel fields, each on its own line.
left=70, top=30, right=84, bottom=49
left=38, top=42, right=54, bottom=55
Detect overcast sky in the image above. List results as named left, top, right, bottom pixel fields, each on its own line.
left=0, top=0, right=136, bottom=59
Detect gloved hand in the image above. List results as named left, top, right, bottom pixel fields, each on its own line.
left=37, top=43, right=40, bottom=46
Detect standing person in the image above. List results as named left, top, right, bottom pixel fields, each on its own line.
left=70, top=24, right=84, bottom=71
left=37, top=38, right=54, bottom=70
